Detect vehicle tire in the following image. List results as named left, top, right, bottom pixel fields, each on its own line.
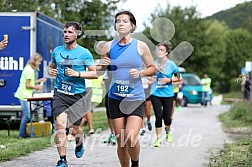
left=181, top=97, right=188, bottom=107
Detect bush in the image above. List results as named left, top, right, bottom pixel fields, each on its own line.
left=219, top=101, right=252, bottom=128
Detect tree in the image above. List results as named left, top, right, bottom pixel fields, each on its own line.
left=204, top=20, right=227, bottom=92
left=243, top=17, right=252, bottom=34
left=0, top=0, right=120, bottom=57
left=222, top=28, right=252, bottom=92
left=143, top=6, right=212, bottom=77
left=0, top=0, right=74, bottom=19
left=144, top=3, right=252, bottom=93
left=77, top=0, right=119, bottom=58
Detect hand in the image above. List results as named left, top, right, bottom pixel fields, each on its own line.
left=49, top=68, right=58, bottom=77
left=39, top=78, right=47, bottom=83
left=147, top=76, right=155, bottom=84
left=65, top=67, right=78, bottom=77
left=0, top=40, right=7, bottom=50
left=36, top=85, right=43, bottom=91
left=129, top=68, right=141, bottom=78
left=99, top=57, right=110, bottom=67
left=159, top=76, right=171, bottom=84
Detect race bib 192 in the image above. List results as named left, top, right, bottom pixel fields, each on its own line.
left=111, top=80, right=134, bottom=97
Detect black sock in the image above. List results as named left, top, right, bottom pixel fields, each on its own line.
left=60, top=155, right=66, bottom=161
left=165, top=128, right=170, bottom=134
left=76, top=141, right=83, bottom=151
left=131, top=159, right=139, bottom=167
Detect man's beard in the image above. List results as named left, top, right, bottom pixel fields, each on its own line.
left=66, top=39, right=76, bottom=45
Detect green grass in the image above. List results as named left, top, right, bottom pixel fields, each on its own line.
left=222, top=91, right=243, bottom=104
left=0, top=131, right=51, bottom=162
left=222, top=91, right=243, bottom=99
left=210, top=137, right=252, bottom=167
left=219, top=101, right=252, bottom=128
left=210, top=98, right=252, bottom=166
left=0, top=110, right=108, bottom=162
left=83, top=110, right=109, bottom=133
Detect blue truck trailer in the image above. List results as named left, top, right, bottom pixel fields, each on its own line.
left=0, top=12, right=63, bottom=119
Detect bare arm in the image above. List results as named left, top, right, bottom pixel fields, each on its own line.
left=35, top=78, right=47, bottom=84
left=26, top=79, right=43, bottom=91
left=81, top=65, right=98, bottom=79
left=96, top=41, right=112, bottom=76
left=64, top=64, right=98, bottom=79
left=172, top=76, right=183, bottom=84
left=138, top=41, right=156, bottom=76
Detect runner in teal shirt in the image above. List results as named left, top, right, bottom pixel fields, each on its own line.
left=150, top=42, right=180, bottom=147
left=47, top=22, right=97, bottom=167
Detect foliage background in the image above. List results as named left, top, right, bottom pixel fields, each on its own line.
left=0, top=0, right=251, bottom=93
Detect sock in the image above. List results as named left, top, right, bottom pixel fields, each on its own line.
left=131, top=159, right=139, bottom=167
left=65, top=128, right=69, bottom=135
left=76, top=141, right=83, bottom=151
left=60, top=155, right=66, bottom=161
left=165, top=128, right=170, bottom=134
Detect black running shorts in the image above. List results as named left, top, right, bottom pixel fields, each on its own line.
left=52, top=89, right=88, bottom=126
left=108, top=97, right=145, bottom=119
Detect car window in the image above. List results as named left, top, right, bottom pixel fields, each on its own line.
left=182, top=75, right=201, bottom=86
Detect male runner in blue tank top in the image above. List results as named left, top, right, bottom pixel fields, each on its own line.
left=47, top=22, right=97, bottom=167
left=97, top=11, right=156, bottom=167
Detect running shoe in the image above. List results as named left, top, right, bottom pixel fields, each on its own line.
left=147, top=121, right=152, bottom=131
left=88, top=129, right=95, bottom=136
left=140, top=129, right=146, bottom=136
left=110, top=134, right=117, bottom=145
left=56, top=159, right=68, bottom=167
left=166, top=132, right=173, bottom=143
left=104, top=134, right=112, bottom=143
left=153, top=138, right=161, bottom=147
left=75, top=142, right=85, bottom=158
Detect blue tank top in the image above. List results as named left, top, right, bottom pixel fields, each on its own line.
left=108, top=39, right=144, bottom=101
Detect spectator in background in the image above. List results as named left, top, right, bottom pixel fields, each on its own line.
left=0, top=36, right=8, bottom=50
left=15, top=53, right=47, bottom=138
left=0, top=41, right=7, bottom=50
left=243, top=75, right=251, bottom=102
left=102, top=69, right=117, bottom=144
left=91, top=60, right=104, bottom=107
left=83, top=79, right=94, bottom=135
left=84, top=60, right=104, bottom=136
left=140, top=74, right=153, bottom=136
left=172, top=74, right=183, bottom=115
left=0, top=35, right=8, bottom=50
left=201, top=74, right=211, bottom=107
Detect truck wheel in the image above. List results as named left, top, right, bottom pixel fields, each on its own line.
left=181, top=97, right=188, bottom=107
